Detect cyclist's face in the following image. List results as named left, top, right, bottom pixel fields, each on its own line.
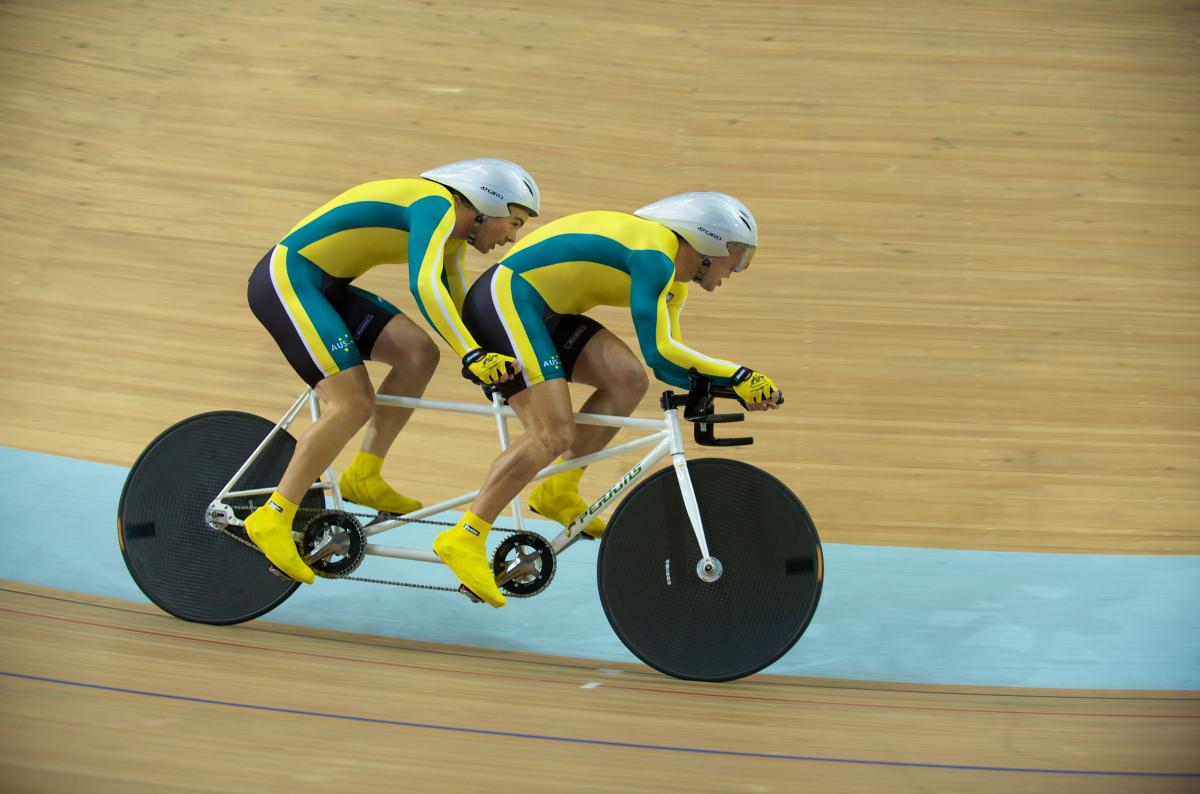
left=473, top=206, right=531, bottom=253
left=694, top=243, right=754, bottom=292
left=695, top=252, right=740, bottom=292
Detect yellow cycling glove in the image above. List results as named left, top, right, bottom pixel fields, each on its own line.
left=731, top=366, right=781, bottom=407
left=462, top=348, right=517, bottom=386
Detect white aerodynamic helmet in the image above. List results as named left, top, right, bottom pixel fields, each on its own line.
left=633, top=191, right=758, bottom=271
left=421, top=158, right=540, bottom=218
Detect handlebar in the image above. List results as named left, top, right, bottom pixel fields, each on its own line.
left=660, top=370, right=782, bottom=447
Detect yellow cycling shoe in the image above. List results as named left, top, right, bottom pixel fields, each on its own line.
left=433, top=518, right=506, bottom=608
left=339, top=452, right=423, bottom=515
left=244, top=504, right=314, bottom=585
left=339, top=471, right=423, bottom=515
left=529, top=475, right=606, bottom=539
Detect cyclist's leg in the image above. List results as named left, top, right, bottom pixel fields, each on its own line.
left=433, top=379, right=573, bottom=607
left=244, top=246, right=377, bottom=582
left=346, top=290, right=439, bottom=458
left=335, top=289, right=438, bottom=514
left=473, top=378, right=575, bottom=521
left=276, top=366, right=375, bottom=502
left=523, top=322, right=646, bottom=538
left=246, top=366, right=373, bottom=584
left=564, top=328, right=649, bottom=459
left=361, top=315, right=438, bottom=452
left=461, top=265, right=574, bottom=520
left=434, top=264, right=570, bottom=606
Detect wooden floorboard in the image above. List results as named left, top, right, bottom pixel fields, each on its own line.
left=3, top=584, right=1196, bottom=792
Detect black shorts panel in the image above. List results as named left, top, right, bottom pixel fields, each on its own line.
left=246, top=246, right=402, bottom=387
left=462, top=264, right=607, bottom=400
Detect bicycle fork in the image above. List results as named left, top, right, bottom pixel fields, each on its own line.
left=664, top=406, right=723, bottom=583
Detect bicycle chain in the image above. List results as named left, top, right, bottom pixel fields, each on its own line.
left=216, top=504, right=524, bottom=594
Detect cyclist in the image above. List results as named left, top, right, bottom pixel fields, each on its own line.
left=244, top=159, right=538, bottom=584
left=436, top=191, right=782, bottom=607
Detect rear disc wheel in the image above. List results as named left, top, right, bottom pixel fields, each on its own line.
left=117, top=411, right=322, bottom=624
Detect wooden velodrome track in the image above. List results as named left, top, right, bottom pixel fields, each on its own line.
left=2, top=0, right=1198, bottom=790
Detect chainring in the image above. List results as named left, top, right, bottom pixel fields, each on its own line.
left=491, top=531, right=556, bottom=598
left=301, top=510, right=366, bottom=578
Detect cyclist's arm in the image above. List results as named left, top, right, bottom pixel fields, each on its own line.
left=665, top=279, right=687, bottom=337
left=442, top=240, right=470, bottom=313
left=628, top=252, right=740, bottom=388
left=407, top=196, right=479, bottom=358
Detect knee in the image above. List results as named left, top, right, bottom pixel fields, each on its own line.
left=411, top=335, right=440, bottom=377
left=610, top=360, right=649, bottom=403
left=534, top=421, right=575, bottom=460
left=332, top=389, right=375, bottom=428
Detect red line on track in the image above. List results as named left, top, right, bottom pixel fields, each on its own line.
left=3, top=605, right=1196, bottom=720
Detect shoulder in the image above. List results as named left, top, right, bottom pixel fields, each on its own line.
left=317, top=178, right=453, bottom=216
left=527, top=210, right=628, bottom=237
left=527, top=211, right=679, bottom=255
left=622, top=214, right=680, bottom=255
left=504, top=210, right=619, bottom=254
left=351, top=178, right=454, bottom=207
left=557, top=211, right=677, bottom=249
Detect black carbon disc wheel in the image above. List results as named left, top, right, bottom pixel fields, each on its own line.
left=597, top=458, right=823, bottom=682
left=117, top=411, right=322, bottom=624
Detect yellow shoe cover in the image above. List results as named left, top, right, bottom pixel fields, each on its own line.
left=433, top=525, right=506, bottom=608
left=244, top=506, right=314, bottom=584
left=339, top=469, right=423, bottom=515
left=529, top=474, right=606, bottom=539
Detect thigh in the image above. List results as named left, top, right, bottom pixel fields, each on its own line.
left=334, top=284, right=403, bottom=362
left=543, top=313, right=608, bottom=382
left=360, top=311, right=431, bottom=369
left=557, top=327, right=641, bottom=389
left=247, top=245, right=364, bottom=387
left=462, top=265, right=562, bottom=399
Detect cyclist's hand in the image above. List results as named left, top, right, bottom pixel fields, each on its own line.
left=462, top=348, right=520, bottom=385
left=731, top=367, right=782, bottom=411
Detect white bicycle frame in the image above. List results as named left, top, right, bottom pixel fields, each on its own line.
left=209, top=388, right=720, bottom=577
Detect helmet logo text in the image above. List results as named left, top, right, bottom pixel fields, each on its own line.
left=480, top=185, right=504, bottom=199
left=697, top=226, right=723, bottom=241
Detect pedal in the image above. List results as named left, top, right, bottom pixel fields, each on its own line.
left=457, top=584, right=485, bottom=604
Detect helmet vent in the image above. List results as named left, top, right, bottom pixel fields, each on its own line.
left=738, top=214, right=753, bottom=231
